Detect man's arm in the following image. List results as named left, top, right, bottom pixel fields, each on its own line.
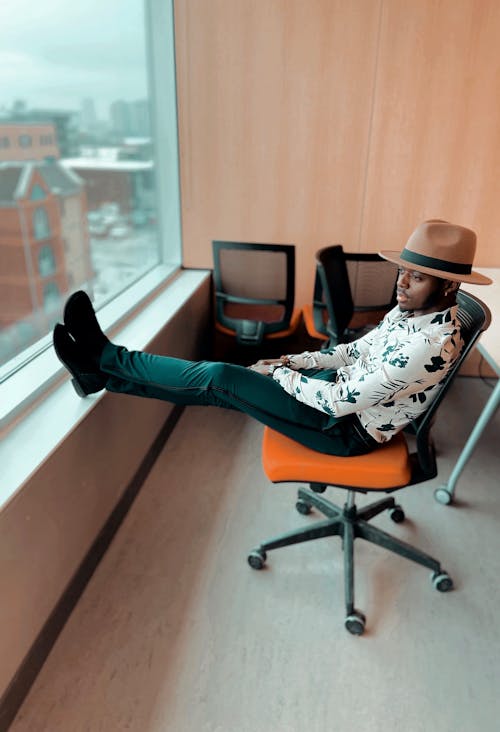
left=272, top=336, right=454, bottom=418
left=248, top=318, right=383, bottom=374
left=283, top=324, right=380, bottom=371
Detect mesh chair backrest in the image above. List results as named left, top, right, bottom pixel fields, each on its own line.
left=217, top=247, right=289, bottom=300
left=313, top=247, right=398, bottom=343
left=345, top=254, right=398, bottom=310
left=212, top=241, right=296, bottom=342
left=412, top=290, right=491, bottom=478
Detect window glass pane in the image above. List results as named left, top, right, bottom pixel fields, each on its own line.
left=43, top=281, right=61, bottom=312
left=0, top=0, right=177, bottom=375
left=30, top=184, right=47, bottom=201
left=38, top=245, right=57, bottom=276
left=33, top=207, right=51, bottom=240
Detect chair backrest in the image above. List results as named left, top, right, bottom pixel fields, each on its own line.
left=344, top=252, right=398, bottom=312
left=314, top=246, right=398, bottom=345
left=315, top=245, right=354, bottom=343
left=411, top=290, right=491, bottom=481
left=212, top=241, right=296, bottom=344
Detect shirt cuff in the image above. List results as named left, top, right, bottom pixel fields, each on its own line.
left=272, top=365, right=294, bottom=386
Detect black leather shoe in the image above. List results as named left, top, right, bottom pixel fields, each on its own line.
left=63, top=291, right=109, bottom=366
left=53, top=324, right=107, bottom=397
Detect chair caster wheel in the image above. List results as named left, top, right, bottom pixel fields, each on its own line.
left=296, top=499, right=312, bottom=515
left=434, top=486, right=453, bottom=505
left=345, top=610, right=366, bottom=635
left=248, top=549, right=267, bottom=570
left=390, top=506, right=405, bottom=523
left=431, top=571, right=453, bottom=592
left=310, top=483, right=327, bottom=493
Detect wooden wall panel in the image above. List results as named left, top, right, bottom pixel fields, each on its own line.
left=174, top=0, right=382, bottom=304
left=360, top=0, right=500, bottom=260
left=174, top=0, right=500, bottom=305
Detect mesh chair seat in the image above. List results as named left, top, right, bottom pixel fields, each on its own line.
left=216, top=306, right=302, bottom=340
left=302, top=302, right=327, bottom=341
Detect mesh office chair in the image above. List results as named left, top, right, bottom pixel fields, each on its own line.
left=303, top=246, right=398, bottom=347
left=248, top=291, right=490, bottom=635
left=212, top=241, right=301, bottom=347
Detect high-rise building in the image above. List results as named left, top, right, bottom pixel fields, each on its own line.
left=110, top=100, right=131, bottom=137
left=109, top=99, right=151, bottom=138
left=80, top=98, right=98, bottom=132
left=130, top=100, right=151, bottom=136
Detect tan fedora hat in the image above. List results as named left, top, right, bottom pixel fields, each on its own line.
left=379, top=219, right=492, bottom=285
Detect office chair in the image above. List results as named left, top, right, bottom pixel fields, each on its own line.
left=303, top=246, right=398, bottom=346
left=212, top=241, right=302, bottom=347
left=248, top=291, right=490, bottom=635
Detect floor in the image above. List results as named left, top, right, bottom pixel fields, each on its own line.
left=9, top=377, right=500, bottom=732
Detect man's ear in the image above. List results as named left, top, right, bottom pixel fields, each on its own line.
left=444, top=280, right=460, bottom=296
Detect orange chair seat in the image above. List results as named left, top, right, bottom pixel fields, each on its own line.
left=262, top=427, right=412, bottom=490
left=216, top=307, right=302, bottom=339
left=302, top=303, right=327, bottom=340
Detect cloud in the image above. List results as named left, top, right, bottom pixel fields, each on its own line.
left=0, top=0, right=148, bottom=112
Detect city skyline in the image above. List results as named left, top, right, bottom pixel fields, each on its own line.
left=0, top=0, right=149, bottom=117
left=1, top=96, right=151, bottom=132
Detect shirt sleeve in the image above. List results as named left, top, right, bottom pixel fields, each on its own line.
left=273, top=334, right=454, bottom=418
left=285, top=325, right=378, bottom=371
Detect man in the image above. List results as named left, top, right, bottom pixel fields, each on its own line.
left=53, top=220, right=491, bottom=457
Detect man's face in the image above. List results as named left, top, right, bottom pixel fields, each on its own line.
left=396, top=267, right=447, bottom=314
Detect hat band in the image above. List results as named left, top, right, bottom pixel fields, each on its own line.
left=400, top=249, right=472, bottom=275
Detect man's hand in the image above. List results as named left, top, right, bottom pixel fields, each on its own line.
left=250, top=358, right=283, bottom=367
left=247, top=363, right=273, bottom=376
left=247, top=357, right=290, bottom=376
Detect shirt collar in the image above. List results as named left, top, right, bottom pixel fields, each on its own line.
left=388, top=304, right=459, bottom=327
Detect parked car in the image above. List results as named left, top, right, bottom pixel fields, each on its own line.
left=110, top=225, right=130, bottom=239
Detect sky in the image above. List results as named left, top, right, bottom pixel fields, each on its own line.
left=0, top=0, right=150, bottom=118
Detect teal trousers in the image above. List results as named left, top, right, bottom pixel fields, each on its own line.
left=101, top=343, right=377, bottom=457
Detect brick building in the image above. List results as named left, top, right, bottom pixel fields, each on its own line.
left=0, top=122, right=60, bottom=162
left=0, top=161, right=92, bottom=357
left=61, top=157, right=154, bottom=215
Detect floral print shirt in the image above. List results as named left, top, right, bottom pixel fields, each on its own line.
left=273, top=305, right=464, bottom=443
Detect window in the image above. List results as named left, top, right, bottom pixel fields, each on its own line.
left=18, top=134, right=33, bottom=147
left=38, top=245, right=57, bottom=277
left=0, top=0, right=182, bottom=388
left=33, top=207, right=50, bottom=240
left=30, top=184, right=47, bottom=201
left=42, top=281, right=61, bottom=312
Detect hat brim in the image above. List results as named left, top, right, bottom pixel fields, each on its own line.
left=378, top=250, right=493, bottom=285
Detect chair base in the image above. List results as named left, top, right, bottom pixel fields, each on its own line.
left=248, top=487, right=453, bottom=635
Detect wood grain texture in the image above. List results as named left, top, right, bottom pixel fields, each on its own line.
left=175, top=0, right=382, bottom=303
left=174, top=0, right=500, bottom=306
left=360, top=0, right=500, bottom=257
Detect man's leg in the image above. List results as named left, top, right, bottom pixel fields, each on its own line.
left=101, top=344, right=358, bottom=456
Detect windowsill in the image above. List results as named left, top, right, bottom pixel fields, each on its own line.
left=0, top=264, right=180, bottom=429
left=0, top=267, right=211, bottom=512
